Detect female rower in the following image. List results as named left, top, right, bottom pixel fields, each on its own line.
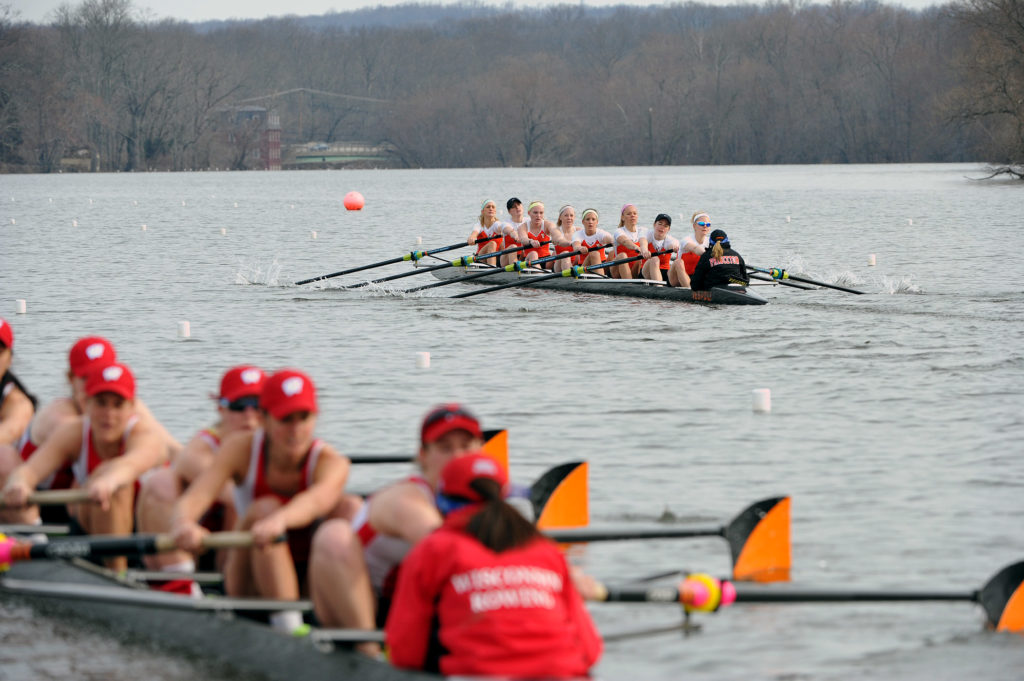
left=572, top=208, right=614, bottom=269
left=136, top=365, right=266, bottom=579
left=386, top=452, right=603, bottom=678
left=171, top=369, right=351, bottom=633
left=308, top=404, right=485, bottom=657
left=612, top=203, right=650, bottom=279
left=517, top=201, right=556, bottom=269
left=550, top=205, right=578, bottom=273
left=690, top=229, right=750, bottom=290
left=0, top=318, right=35, bottom=447
left=467, top=199, right=504, bottom=266
left=501, top=197, right=527, bottom=266
left=641, top=213, right=681, bottom=283
left=0, top=362, right=166, bottom=572
left=670, top=211, right=712, bottom=288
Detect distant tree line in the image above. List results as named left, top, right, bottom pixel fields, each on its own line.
left=0, top=0, right=1020, bottom=175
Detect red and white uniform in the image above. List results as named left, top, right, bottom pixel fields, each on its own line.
left=472, top=222, right=504, bottom=254
left=196, top=426, right=220, bottom=450
left=232, top=429, right=323, bottom=518
left=386, top=506, right=602, bottom=678
left=615, top=226, right=643, bottom=257
left=71, top=415, right=138, bottom=486
left=644, top=228, right=681, bottom=270
left=678, top=234, right=710, bottom=275
left=352, top=475, right=434, bottom=594
left=524, top=225, right=551, bottom=259
left=572, top=228, right=613, bottom=263
left=16, top=424, right=74, bottom=491
left=503, top=220, right=525, bottom=250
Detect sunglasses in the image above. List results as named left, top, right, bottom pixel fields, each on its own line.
left=220, top=395, right=260, bottom=412
left=696, top=221, right=711, bottom=227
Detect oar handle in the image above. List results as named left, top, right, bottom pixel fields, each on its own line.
left=26, top=489, right=92, bottom=506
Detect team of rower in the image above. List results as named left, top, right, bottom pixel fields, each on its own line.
left=468, top=199, right=750, bottom=290
left=0, top=327, right=600, bottom=678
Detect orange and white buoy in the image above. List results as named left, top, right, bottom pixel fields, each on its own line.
left=343, top=191, right=365, bottom=211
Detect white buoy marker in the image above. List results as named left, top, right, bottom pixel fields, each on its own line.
left=311, top=230, right=318, bottom=239
left=16, top=299, right=27, bottom=314
left=177, top=321, right=191, bottom=339
left=868, top=254, right=876, bottom=266
left=752, top=388, right=771, bottom=413
left=785, top=216, right=791, bottom=223
left=220, top=228, right=227, bottom=235
left=416, top=236, right=423, bottom=245
left=416, top=352, right=431, bottom=369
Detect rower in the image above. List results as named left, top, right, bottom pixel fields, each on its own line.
left=690, top=229, right=750, bottom=291
left=572, top=208, right=614, bottom=268
left=0, top=318, right=35, bottom=448
left=135, top=365, right=266, bottom=582
left=518, top=201, right=555, bottom=268
left=308, top=403, right=485, bottom=657
left=501, top=197, right=527, bottom=266
left=385, top=452, right=603, bottom=678
left=170, top=369, right=352, bottom=634
left=640, top=213, right=681, bottom=283
left=467, top=199, right=504, bottom=266
left=550, top=205, right=578, bottom=273
left=670, top=211, right=712, bottom=288
left=612, top=204, right=650, bottom=279
left=0, top=362, right=166, bottom=572
left=0, top=335, right=182, bottom=525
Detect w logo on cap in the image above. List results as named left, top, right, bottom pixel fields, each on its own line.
left=281, top=376, right=304, bottom=396
left=472, top=458, right=499, bottom=476
left=241, top=368, right=262, bottom=384
left=103, top=365, right=124, bottom=381
left=86, top=343, right=106, bottom=360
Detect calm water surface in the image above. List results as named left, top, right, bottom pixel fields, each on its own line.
left=1, top=165, right=1022, bottom=680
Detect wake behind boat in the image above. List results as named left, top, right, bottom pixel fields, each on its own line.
left=426, top=262, right=769, bottom=305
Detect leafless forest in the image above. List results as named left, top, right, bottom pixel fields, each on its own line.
left=0, top=0, right=1021, bottom=174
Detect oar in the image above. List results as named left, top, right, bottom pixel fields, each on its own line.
left=748, top=272, right=814, bottom=290
left=404, top=245, right=611, bottom=294
left=0, top=488, right=93, bottom=509
left=341, top=243, right=530, bottom=289
left=0, top=531, right=263, bottom=566
left=452, top=248, right=675, bottom=299
left=595, top=560, right=1024, bottom=633
left=544, top=496, right=791, bottom=583
left=748, top=265, right=865, bottom=294
left=293, top=235, right=502, bottom=286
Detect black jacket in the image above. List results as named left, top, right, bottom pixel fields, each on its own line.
left=689, top=246, right=749, bottom=290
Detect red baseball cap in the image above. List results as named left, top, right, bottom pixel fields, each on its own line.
left=421, top=403, right=483, bottom=444
left=85, top=362, right=135, bottom=400
left=260, top=369, right=317, bottom=419
left=219, top=365, right=266, bottom=402
left=69, top=336, right=117, bottom=378
left=0, top=318, right=12, bottom=350
left=438, top=452, right=508, bottom=502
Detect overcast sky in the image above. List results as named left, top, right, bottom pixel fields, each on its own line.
left=9, top=0, right=943, bottom=25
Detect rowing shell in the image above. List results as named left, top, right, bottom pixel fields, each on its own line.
left=1, top=557, right=432, bottom=681
left=427, top=264, right=769, bottom=305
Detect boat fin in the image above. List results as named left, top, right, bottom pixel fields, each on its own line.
left=480, top=429, right=509, bottom=477
left=725, top=496, right=791, bottom=583
left=978, top=560, right=1024, bottom=633
left=531, top=461, right=589, bottom=530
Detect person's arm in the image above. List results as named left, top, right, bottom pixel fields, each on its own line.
left=87, top=422, right=166, bottom=510
left=385, top=536, right=445, bottom=670
left=133, top=397, right=184, bottom=463
left=1, top=418, right=80, bottom=507
left=250, top=446, right=350, bottom=545
left=562, top=558, right=603, bottom=669
left=171, top=432, right=248, bottom=551
left=368, top=481, right=443, bottom=544
left=467, top=226, right=482, bottom=246
left=0, top=388, right=33, bottom=446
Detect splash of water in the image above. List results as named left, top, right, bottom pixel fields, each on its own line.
left=877, top=275, right=923, bottom=295
left=235, top=258, right=283, bottom=286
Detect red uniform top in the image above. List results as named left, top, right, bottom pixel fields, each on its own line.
left=386, top=507, right=602, bottom=678
left=525, top=228, right=551, bottom=259
left=17, top=430, right=74, bottom=491
left=681, top=251, right=701, bottom=275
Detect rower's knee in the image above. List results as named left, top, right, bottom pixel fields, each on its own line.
left=138, top=467, right=180, bottom=507
left=311, top=518, right=361, bottom=569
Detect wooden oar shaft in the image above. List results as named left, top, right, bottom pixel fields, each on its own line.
left=25, top=489, right=92, bottom=506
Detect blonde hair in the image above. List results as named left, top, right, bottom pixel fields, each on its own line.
left=479, top=200, right=497, bottom=227
left=557, top=205, right=574, bottom=228
left=711, top=241, right=724, bottom=258
left=691, top=211, right=710, bottom=226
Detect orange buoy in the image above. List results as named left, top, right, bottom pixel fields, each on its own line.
left=343, top=191, right=365, bottom=211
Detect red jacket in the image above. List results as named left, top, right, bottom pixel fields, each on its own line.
left=385, top=507, right=602, bottom=678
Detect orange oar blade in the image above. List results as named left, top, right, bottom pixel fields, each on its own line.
left=978, top=560, right=1024, bottom=633
left=480, top=429, right=509, bottom=477
left=725, top=496, right=791, bottom=583
left=531, top=461, right=589, bottom=529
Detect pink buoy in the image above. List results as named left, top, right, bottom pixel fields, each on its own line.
left=343, top=191, right=365, bottom=211
left=720, top=580, right=737, bottom=607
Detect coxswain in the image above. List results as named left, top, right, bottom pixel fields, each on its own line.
left=467, top=199, right=505, bottom=266
left=517, top=201, right=555, bottom=268
left=0, top=362, right=166, bottom=572
left=308, top=403, right=485, bottom=657
left=690, top=229, right=750, bottom=291
left=571, top=208, right=614, bottom=268
left=640, top=213, right=681, bottom=283
left=385, top=452, right=603, bottom=678
left=136, top=365, right=266, bottom=584
left=549, top=205, right=578, bottom=272
left=612, top=204, right=650, bottom=279
left=170, top=369, right=352, bottom=633
left=670, top=211, right=712, bottom=288
left=0, top=318, right=35, bottom=447
left=501, top=197, right=527, bottom=266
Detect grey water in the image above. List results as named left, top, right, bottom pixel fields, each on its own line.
left=0, top=164, right=1022, bottom=680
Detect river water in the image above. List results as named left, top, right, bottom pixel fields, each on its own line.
left=1, top=165, right=1022, bottom=680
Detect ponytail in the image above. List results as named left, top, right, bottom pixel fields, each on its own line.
left=463, top=478, right=540, bottom=552
left=711, top=242, right=724, bottom=258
